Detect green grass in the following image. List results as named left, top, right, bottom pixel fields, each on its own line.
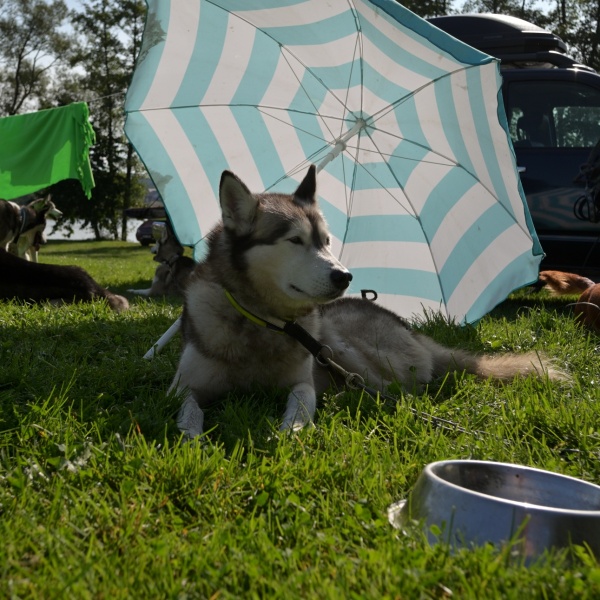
left=2, top=240, right=600, bottom=598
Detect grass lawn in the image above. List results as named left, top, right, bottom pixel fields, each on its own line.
left=2, top=240, right=600, bottom=598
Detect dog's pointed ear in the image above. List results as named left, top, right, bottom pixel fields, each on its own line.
left=219, top=171, right=259, bottom=235
left=293, top=165, right=317, bottom=206
left=29, top=197, right=46, bottom=211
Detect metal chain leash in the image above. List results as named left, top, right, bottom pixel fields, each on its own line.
left=314, top=346, right=486, bottom=439
left=225, top=289, right=485, bottom=438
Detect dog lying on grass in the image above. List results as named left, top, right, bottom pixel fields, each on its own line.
left=0, top=249, right=129, bottom=312
left=532, top=270, right=600, bottom=332
left=170, top=166, right=568, bottom=440
left=535, top=270, right=595, bottom=296
left=574, top=283, right=600, bottom=332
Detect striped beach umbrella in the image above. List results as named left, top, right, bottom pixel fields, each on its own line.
left=125, top=0, right=543, bottom=324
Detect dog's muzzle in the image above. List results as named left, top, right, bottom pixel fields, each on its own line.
left=331, top=269, right=353, bottom=290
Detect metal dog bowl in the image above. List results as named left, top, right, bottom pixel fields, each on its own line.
left=388, top=460, right=600, bottom=559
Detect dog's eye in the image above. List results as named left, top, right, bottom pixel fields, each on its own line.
left=288, top=236, right=303, bottom=245
left=325, top=236, right=331, bottom=246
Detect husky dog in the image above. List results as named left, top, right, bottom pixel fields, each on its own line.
left=128, top=221, right=195, bottom=297
left=172, top=166, right=567, bottom=439
left=0, top=249, right=129, bottom=312
left=0, top=196, right=63, bottom=261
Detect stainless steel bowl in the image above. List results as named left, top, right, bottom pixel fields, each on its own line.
left=388, top=460, right=600, bottom=559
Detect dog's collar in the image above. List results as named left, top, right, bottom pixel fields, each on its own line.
left=13, top=207, right=29, bottom=243
left=161, top=253, right=181, bottom=268
left=224, top=289, right=287, bottom=332
left=224, top=289, right=327, bottom=361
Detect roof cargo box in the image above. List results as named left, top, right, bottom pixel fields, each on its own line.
left=428, top=14, right=594, bottom=69
left=428, top=14, right=567, bottom=56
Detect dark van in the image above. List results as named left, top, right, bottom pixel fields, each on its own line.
left=429, top=14, right=600, bottom=272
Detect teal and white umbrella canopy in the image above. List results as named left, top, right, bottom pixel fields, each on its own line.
left=125, top=0, right=543, bottom=324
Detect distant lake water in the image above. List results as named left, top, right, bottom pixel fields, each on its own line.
left=48, top=220, right=140, bottom=244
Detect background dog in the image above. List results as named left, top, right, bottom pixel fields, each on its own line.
left=128, top=220, right=195, bottom=297
left=575, top=283, right=600, bottom=332
left=534, top=270, right=595, bottom=296
left=532, top=271, right=600, bottom=332
left=0, top=249, right=129, bottom=312
left=0, top=196, right=63, bottom=261
left=172, top=166, right=568, bottom=440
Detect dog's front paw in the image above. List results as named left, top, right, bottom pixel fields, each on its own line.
left=281, top=384, right=317, bottom=433
left=279, top=417, right=315, bottom=433
left=177, top=396, right=204, bottom=440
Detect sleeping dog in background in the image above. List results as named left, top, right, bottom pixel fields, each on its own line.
left=128, top=221, right=195, bottom=297
left=0, top=249, right=129, bottom=312
left=0, top=196, right=62, bottom=261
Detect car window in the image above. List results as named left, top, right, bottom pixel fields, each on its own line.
left=506, top=80, right=600, bottom=149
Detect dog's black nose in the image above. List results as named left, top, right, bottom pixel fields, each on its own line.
left=331, top=269, right=353, bottom=290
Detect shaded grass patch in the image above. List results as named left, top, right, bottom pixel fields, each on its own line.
left=1, top=241, right=600, bottom=598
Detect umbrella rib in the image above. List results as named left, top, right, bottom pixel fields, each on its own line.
left=272, top=1, right=364, bottom=223
left=125, top=1, right=541, bottom=324
left=359, top=125, right=450, bottom=316
left=344, top=0, right=363, bottom=234
left=157, top=0, right=356, bottom=144
left=370, top=64, right=484, bottom=122
left=364, top=64, right=518, bottom=205
left=276, top=49, right=343, bottom=144
left=203, top=0, right=367, bottom=170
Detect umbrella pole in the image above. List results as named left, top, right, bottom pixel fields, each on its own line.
left=142, top=120, right=367, bottom=360
left=316, top=119, right=366, bottom=173
left=143, top=316, right=181, bottom=359
left=144, top=119, right=367, bottom=360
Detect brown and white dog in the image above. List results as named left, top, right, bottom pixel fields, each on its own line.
left=534, top=270, right=595, bottom=296
left=574, top=283, right=600, bottom=332
left=0, top=196, right=63, bottom=261
left=533, top=270, right=600, bottom=333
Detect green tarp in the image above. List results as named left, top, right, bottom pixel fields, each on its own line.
left=0, top=102, right=95, bottom=200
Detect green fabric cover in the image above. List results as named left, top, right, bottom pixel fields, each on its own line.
left=0, top=102, right=95, bottom=200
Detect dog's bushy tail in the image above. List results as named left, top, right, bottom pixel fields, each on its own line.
left=416, top=334, right=569, bottom=382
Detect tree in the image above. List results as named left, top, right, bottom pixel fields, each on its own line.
left=537, top=0, right=600, bottom=70
left=400, top=0, right=451, bottom=17
left=52, top=0, right=146, bottom=241
left=0, top=0, right=73, bottom=115
left=570, top=0, right=600, bottom=70
left=117, top=0, right=147, bottom=241
left=459, top=0, right=549, bottom=22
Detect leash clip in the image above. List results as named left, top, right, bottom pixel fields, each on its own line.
left=345, top=372, right=365, bottom=390
left=315, top=345, right=333, bottom=367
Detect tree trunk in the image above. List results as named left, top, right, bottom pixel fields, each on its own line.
left=121, top=143, right=134, bottom=241
left=587, top=0, right=600, bottom=71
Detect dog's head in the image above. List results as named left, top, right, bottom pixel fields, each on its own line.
left=152, top=221, right=185, bottom=263
left=219, top=165, right=352, bottom=314
left=28, top=196, right=63, bottom=220
left=10, top=196, right=61, bottom=253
